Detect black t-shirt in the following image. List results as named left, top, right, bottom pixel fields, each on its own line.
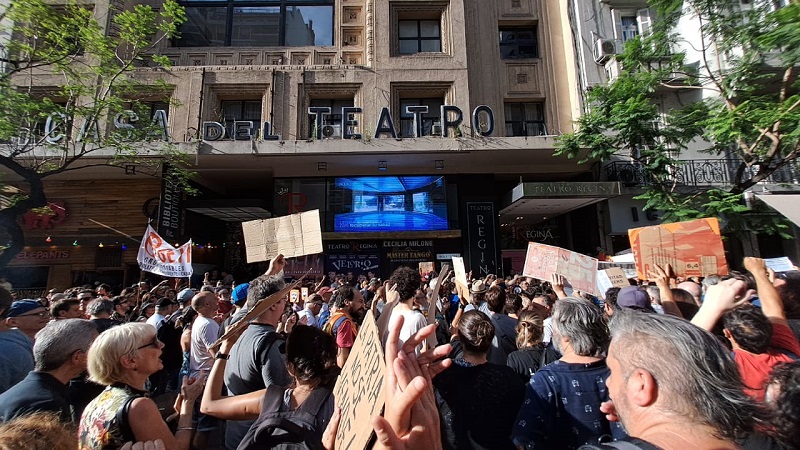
left=434, top=362, right=525, bottom=450
left=506, top=344, right=560, bottom=384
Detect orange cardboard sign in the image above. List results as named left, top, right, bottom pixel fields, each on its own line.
left=628, top=217, right=728, bottom=279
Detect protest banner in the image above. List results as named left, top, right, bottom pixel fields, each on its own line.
left=628, top=218, right=728, bottom=279
left=242, top=210, right=323, bottom=263
left=452, top=256, right=469, bottom=291
left=522, top=243, right=598, bottom=294
left=595, top=267, right=629, bottom=299
left=333, top=313, right=385, bottom=450
left=137, top=225, right=193, bottom=278
left=598, top=260, right=638, bottom=279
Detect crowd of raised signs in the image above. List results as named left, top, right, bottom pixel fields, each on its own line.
left=0, top=254, right=799, bottom=450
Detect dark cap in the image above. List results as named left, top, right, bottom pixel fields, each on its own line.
left=617, top=286, right=654, bottom=312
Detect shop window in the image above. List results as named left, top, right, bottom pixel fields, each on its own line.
left=399, top=98, right=443, bottom=137
left=220, top=100, right=261, bottom=139
left=499, top=26, right=538, bottom=59
left=504, top=102, right=546, bottom=137
left=175, top=0, right=334, bottom=47
left=398, top=19, right=441, bottom=54
left=307, top=98, right=355, bottom=138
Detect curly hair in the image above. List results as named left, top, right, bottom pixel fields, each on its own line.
left=723, top=304, right=772, bottom=354
left=767, top=360, right=800, bottom=449
left=389, top=266, right=422, bottom=303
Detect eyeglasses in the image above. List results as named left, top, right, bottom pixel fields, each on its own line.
left=18, top=310, right=49, bottom=318
left=137, top=336, right=161, bottom=350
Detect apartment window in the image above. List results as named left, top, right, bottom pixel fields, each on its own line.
left=504, top=102, right=546, bottom=137
left=499, top=26, right=538, bottom=59
left=615, top=9, right=652, bottom=43
left=220, top=100, right=261, bottom=138
left=175, top=0, right=334, bottom=47
left=398, top=20, right=441, bottom=54
left=399, top=98, right=443, bottom=137
left=307, top=98, right=354, bottom=138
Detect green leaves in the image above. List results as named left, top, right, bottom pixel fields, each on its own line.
left=556, top=0, right=800, bottom=237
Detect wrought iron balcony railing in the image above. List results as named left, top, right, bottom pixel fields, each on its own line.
left=603, top=159, right=800, bottom=187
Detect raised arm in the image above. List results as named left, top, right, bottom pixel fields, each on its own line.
left=691, top=278, right=749, bottom=331
left=649, top=264, right=682, bottom=318
left=200, top=328, right=263, bottom=420
left=743, top=257, right=787, bottom=325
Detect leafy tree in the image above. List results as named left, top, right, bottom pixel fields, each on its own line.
left=556, top=0, right=800, bottom=237
left=0, top=0, right=188, bottom=267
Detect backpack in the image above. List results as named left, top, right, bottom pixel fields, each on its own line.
left=237, top=385, right=332, bottom=450
left=322, top=312, right=349, bottom=338
left=157, top=315, right=183, bottom=369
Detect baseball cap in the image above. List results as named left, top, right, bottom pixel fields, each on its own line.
left=232, top=283, right=249, bottom=306
left=617, top=286, right=654, bottom=312
left=177, top=288, right=195, bottom=303
left=7, top=300, right=45, bottom=317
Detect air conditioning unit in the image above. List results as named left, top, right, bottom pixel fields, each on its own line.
left=321, top=124, right=341, bottom=138
left=594, top=38, right=618, bottom=64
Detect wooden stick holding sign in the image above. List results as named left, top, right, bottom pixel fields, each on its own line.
left=210, top=271, right=309, bottom=352
left=426, top=263, right=450, bottom=350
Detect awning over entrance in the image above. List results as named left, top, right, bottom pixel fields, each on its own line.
left=500, top=182, right=622, bottom=225
left=184, top=199, right=272, bottom=222
left=755, top=194, right=800, bottom=227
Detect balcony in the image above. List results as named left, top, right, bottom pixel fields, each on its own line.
left=603, top=159, right=800, bottom=187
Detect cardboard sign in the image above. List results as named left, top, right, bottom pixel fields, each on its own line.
left=595, top=267, right=629, bottom=299
left=765, top=257, right=797, bottom=273
left=290, top=289, right=300, bottom=304
left=418, top=261, right=435, bottom=277
left=301, top=287, right=309, bottom=300
left=137, top=225, right=193, bottom=278
left=628, top=218, right=728, bottom=279
left=598, top=261, right=638, bottom=279
left=333, top=313, right=385, bottom=450
left=522, top=243, right=598, bottom=294
left=452, top=256, right=469, bottom=290
left=242, top=210, right=323, bottom=263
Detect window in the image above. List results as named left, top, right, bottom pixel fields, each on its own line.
left=220, top=100, right=261, bottom=138
left=398, top=20, right=441, bottom=54
left=504, top=102, right=546, bottom=137
left=175, top=0, right=334, bottom=47
left=499, top=26, right=538, bottom=59
left=307, top=98, right=354, bottom=138
left=399, top=98, right=443, bottom=137
left=615, top=9, right=652, bottom=43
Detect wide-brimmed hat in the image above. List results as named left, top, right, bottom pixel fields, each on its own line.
left=470, top=280, right=488, bottom=294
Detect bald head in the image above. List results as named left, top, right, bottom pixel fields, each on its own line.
left=677, top=281, right=702, bottom=305
left=192, top=291, right=217, bottom=318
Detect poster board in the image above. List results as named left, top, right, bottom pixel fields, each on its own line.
left=301, top=287, right=309, bottom=300
left=332, top=313, right=385, bottom=450
left=628, top=218, right=728, bottom=279
left=418, top=261, right=435, bottom=277
left=451, top=256, right=469, bottom=290
left=765, top=257, right=797, bottom=273
left=595, top=267, right=630, bottom=299
left=522, top=243, right=598, bottom=294
left=242, top=210, right=323, bottom=263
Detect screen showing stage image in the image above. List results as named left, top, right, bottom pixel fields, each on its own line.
left=332, top=176, right=448, bottom=232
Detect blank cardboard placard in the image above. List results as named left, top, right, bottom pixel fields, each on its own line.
left=452, top=256, right=468, bottom=290
left=332, top=313, right=385, bottom=450
left=628, top=217, right=728, bottom=279
left=242, top=210, right=323, bottom=263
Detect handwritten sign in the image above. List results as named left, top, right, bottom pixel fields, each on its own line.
left=628, top=218, right=728, bottom=279
left=301, top=287, right=309, bottom=300
left=418, top=261, right=435, bottom=277
left=595, top=268, right=629, bottom=299
left=522, top=243, right=598, bottom=294
left=765, top=257, right=797, bottom=273
left=452, top=256, right=468, bottom=290
left=333, top=313, right=385, bottom=450
left=290, top=289, right=300, bottom=304
left=242, top=210, right=323, bottom=263
left=137, top=225, right=193, bottom=278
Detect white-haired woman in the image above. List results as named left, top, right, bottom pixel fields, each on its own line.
left=78, top=323, right=205, bottom=450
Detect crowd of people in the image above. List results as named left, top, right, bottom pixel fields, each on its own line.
left=0, top=254, right=799, bottom=450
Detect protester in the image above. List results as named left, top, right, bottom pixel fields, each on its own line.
left=764, top=360, right=800, bottom=449
left=78, top=323, right=205, bottom=450
left=222, top=273, right=291, bottom=450
left=513, top=297, right=624, bottom=448
left=201, top=325, right=338, bottom=448
left=324, top=285, right=364, bottom=367
left=0, top=411, right=77, bottom=450
left=146, top=298, right=175, bottom=330
left=597, top=309, right=766, bottom=449
left=188, top=292, right=220, bottom=449
left=485, top=286, right=517, bottom=364
left=506, top=310, right=558, bottom=383
left=111, top=296, right=131, bottom=323
left=301, top=294, right=324, bottom=329
left=0, top=294, right=36, bottom=394
left=692, top=258, right=800, bottom=401
left=87, top=299, right=121, bottom=333
left=462, top=280, right=491, bottom=315
left=50, top=298, right=83, bottom=320
left=386, top=267, right=428, bottom=353
left=0, top=319, right=97, bottom=423
left=434, top=310, right=524, bottom=449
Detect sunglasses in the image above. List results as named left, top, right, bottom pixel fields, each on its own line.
left=137, top=336, right=161, bottom=350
